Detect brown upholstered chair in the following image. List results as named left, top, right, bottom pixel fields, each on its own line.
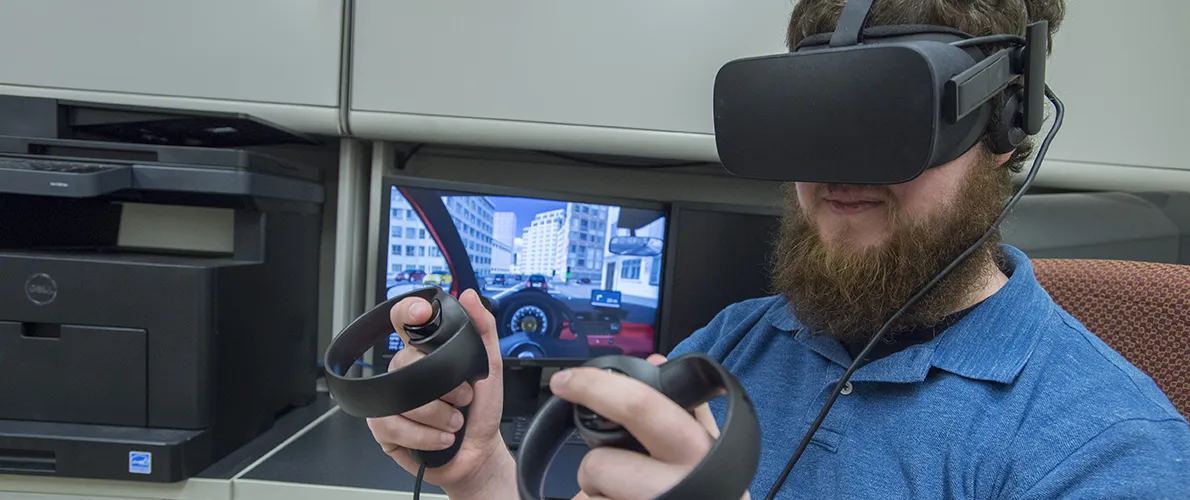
left=1032, top=258, right=1190, bottom=419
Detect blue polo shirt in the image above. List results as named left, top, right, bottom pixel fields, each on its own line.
left=669, top=245, right=1190, bottom=499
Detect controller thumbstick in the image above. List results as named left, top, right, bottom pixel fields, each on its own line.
left=576, top=405, right=621, bottom=432
left=405, top=299, right=443, bottom=344
left=576, top=367, right=626, bottom=432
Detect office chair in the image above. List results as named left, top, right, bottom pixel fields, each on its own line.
left=1032, top=258, right=1190, bottom=419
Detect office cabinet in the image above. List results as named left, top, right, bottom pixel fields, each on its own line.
left=347, top=0, right=1190, bottom=193
left=348, top=0, right=792, bottom=161
left=1041, top=1, right=1190, bottom=173
left=0, top=0, right=345, bottom=135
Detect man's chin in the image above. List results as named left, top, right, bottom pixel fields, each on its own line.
left=812, top=212, right=890, bottom=245
left=819, top=229, right=890, bottom=255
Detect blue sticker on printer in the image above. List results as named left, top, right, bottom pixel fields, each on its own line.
left=129, top=451, right=152, bottom=474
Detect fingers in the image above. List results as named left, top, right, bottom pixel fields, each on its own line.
left=387, top=340, right=423, bottom=371
left=649, top=353, right=722, bottom=439
left=577, top=447, right=685, bottom=500
left=694, top=403, right=720, bottom=439
left=389, top=295, right=433, bottom=345
left=459, top=288, right=498, bottom=343
left=401, top=398, right=465, bottom=433
left=367, top=414, right=456, bottom=453
left=388, top=290, right=500, bottom=382
left=549, top=368, right=713, bottom=465
left=439, top=381, right=474, bottom=407
left=389, top=289, right=497, bottom=370
left=459, top=289, right=503, bottom=377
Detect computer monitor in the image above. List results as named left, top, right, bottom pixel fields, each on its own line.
left=657, top=202, right=783, bottom=354
left=373, top=176, right=670, bottom=368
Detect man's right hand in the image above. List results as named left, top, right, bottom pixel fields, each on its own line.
left=366, top=288, right=516, bottom=499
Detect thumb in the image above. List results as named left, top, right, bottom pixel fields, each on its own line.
left=648, top=354, right=719, bottom=438
left=694, top=403, right=720, bottom=439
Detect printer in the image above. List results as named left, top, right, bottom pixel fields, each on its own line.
left=0, top=96, right=326, bottom=482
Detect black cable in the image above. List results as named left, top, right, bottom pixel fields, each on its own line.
left=413, top=463, right=426, bottom=500
left=762, top=86, right=1064, bottom=500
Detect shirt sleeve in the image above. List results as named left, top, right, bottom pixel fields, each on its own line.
left=1013, top=417, right=1190, bottom=499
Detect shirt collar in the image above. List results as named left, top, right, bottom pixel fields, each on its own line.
left=764, top=244, right=1052, bottom=384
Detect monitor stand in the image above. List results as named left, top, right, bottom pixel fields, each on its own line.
left=502, top=365, right=545, bottom=419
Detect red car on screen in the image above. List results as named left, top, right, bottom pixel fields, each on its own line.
left=398, top=269, right=426, bottom=282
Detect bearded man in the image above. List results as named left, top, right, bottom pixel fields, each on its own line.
left=368, top=0, right=1190, bottom=498
left=555, top=0, right=1190, bottom=498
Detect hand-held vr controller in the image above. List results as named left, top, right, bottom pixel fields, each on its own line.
left=515, top=354, right=761, bottom=500
left=323, top=287, right=489, bottom=468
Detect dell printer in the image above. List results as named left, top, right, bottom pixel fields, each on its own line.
left=0, top=96, right=325, bottom=482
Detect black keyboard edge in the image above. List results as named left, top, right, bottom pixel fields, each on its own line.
left=502, top=417, right=586, bottom=449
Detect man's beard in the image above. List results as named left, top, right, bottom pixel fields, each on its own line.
left=770, top=155, right=1012, bottom=345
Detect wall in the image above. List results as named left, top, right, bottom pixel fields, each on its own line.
left=0, top=0, right=346, bottom=135
left=348, top=0, right=1190, bottom=193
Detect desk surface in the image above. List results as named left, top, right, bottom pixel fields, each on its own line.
left=241, top=405, right=590, bottom=499
left=0, top=390, right=591, bottom=500
left=0, top=393, right=335, bottom=500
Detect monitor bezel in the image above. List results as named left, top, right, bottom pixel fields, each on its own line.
left=375, top=174, right=672, bottom=368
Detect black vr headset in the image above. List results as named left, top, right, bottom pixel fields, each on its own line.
left=713, top=0, right=1051, bottom=184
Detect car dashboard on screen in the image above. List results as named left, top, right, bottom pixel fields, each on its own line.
left=379, top=184, right=668, bottom=365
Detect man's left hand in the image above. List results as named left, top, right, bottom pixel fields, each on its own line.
left=551, top=354, right=749, bottom=500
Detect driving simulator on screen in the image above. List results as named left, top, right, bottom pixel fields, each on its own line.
left=379, top=183, right=667, bottom=364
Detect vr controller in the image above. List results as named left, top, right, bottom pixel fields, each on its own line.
left=323, top=287, right=488, bottom=467
left=324, top=287, right=762, bottom=498
left=516, top=354, right=761, bottom=500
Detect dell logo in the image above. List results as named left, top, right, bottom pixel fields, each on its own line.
left=25, top=273, right=58, bottom=305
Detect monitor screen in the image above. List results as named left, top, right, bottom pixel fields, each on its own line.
left=375, top=179, right=668, bottom=367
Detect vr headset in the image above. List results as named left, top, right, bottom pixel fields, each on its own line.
left=713, top=0, right=1050, bottom=184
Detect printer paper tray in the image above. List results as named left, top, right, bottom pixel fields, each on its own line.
left=0, top=156, right=323, bottom=203
left=0, top=418, right=210, bottom=482
left=0, top=163, right=132, bottom=198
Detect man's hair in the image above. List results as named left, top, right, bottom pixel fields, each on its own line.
left=785, top=0, right=1067, bottom=174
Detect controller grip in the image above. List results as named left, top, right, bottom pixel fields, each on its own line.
left=406, top=402, right=466, bottom=469
left=410, top=403, right=470, bottom=468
